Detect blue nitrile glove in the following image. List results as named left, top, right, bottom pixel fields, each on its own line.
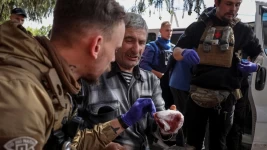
left=238, top=59, right=258, bottom=73
left=121, top=98, right=156, bottom=127
left=181, top=49, right=200, bottom=65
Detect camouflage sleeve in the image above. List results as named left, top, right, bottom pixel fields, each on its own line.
left=71, top=121, right=117, bottom=150
left=0, top=69, right=54, bottom=150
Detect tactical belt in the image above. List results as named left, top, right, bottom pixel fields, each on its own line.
left=189, top=85, right=242, bottom=108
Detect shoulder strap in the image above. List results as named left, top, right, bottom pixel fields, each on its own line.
left=148, top=41, right=160, bottom=52
left=198, top=8, right=216, bottom=24
left=166, top=55, right=176, bottom=72
left=230, top=18, right=241, bottom=27
left=155, top=41, right=165, bottom=51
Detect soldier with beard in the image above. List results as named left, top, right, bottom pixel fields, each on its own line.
left=172, top=0, right=262, bottom=149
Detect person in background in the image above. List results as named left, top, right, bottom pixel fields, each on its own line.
left=10, top=8, right=27, bottom=25
left=172, top=0, right=262, bottom=149
left=169, top=6, right=216, bottom=116
left=139, top=21, right=173, bottom=79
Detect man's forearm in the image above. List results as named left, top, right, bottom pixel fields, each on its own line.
left=71, top=119, right=125, bottom=150
left=173, top=47, right=184, bottom=61
left=110, top=118, right=125, bottom=135
left=151, top=69, right=163, bottom=79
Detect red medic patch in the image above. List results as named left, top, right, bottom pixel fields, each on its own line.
left=214, top=31, right=222, bottom=39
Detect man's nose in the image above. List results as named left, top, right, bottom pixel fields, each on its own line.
left=132, top=42, right=141, bottom=52
left=230, top=5, right=237, bottom=12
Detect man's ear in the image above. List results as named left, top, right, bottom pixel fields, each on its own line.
left=159, top=28, right=163, bottom=34
left=90, top=35, right=103, bottom=59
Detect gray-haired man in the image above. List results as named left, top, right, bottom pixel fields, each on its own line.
left=79, top=12, right=181, bottom=150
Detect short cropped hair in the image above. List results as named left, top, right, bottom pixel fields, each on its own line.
left=124, top=12, right=148, bottom=32
left=52, top=0, right=125, bottom=41
left=160, top=21, right=171, bottom=28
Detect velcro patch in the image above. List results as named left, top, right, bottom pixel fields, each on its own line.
left=4, top=136, right=38, bottom=150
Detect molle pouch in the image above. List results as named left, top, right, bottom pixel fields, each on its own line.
left=190, top=85, right=230, bottom=108
left=203, top=42, right=211, bottom=52
left=220, top=26, right=232, bottom=51
left=204, top=27, right=216, bottom=42
left=197, top=25, right=235, bottom=68
left=220, top=44, right=229, bottom=51
left=203, top=27, right=215, bottom=52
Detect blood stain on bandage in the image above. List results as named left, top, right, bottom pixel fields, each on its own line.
left=154, top=110, right=184, bottom=133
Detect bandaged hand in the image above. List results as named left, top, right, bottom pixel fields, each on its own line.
left=154, top=105, right=184, bottom=135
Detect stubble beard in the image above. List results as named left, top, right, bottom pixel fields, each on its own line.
left=222, top=13, right=237, bottom=23
left=221, top=15, right=236, bottom=24
left=83, top=76, right=99, bottom=85
left=83, top=63, right=111, bottom=85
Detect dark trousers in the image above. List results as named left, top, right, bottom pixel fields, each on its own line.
left=170, top=87, right=189, bottom=147
left=226, top=86, right=249, bottom=150
left=186, top=94, right=236, bottom=150
left=170, top=87, right=189, bottom=114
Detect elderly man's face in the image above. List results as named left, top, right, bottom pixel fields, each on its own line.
left=10, top=14, right=25, bottom=25
left=115, top=27, right=147, bottom=73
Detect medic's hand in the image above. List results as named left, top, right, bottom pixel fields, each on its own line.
left=238, top=59, right=258, bottom=73
left=182, top=49, right=200, bottom=65
left=121, top=98, right=156, bottom=127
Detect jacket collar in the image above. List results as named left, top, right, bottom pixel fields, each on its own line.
left=211, top=15, right=229, bottom=26
left=107, top=62, right=144, bottom=81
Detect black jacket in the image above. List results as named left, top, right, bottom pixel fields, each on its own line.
left=176, top=13, right=262, bottom=90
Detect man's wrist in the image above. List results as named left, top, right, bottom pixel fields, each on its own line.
left=173, top=47, right=184, bottom=61
left=117, top=115, right=129, bottom=129
left=158, top=128, right=174, bottom=141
